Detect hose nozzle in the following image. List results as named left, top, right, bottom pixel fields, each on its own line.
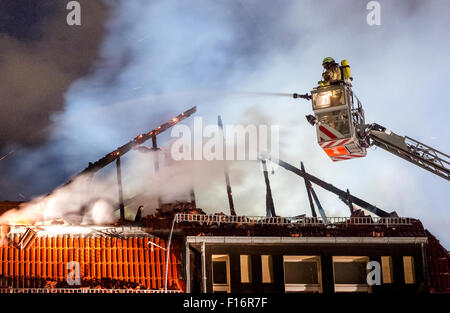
left=293, top=93, right=312, bottom=100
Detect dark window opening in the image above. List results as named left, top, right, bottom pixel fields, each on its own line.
left=334, top=262, right=367, bottom=284
left=212, top=261, right=227, bottom=284
left=285, top=262, right=319, bottom=284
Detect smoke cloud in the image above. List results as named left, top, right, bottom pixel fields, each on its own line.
left=0, top=150, right=239, bottom=225
left=0, top=1, right=449, bottom=246
left=0, top=0, right=109, bottom=147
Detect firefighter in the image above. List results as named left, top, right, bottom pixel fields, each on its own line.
left=318, top=57, right=341, bottom=86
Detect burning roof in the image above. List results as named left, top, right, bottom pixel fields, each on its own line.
left=0, top=224, right=184, bottom=292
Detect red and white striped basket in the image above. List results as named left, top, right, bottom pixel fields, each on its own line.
left=317, top=124, right=366, bottom=162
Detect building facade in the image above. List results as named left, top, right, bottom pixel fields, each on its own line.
left=0, top=213, right=449, bottom=293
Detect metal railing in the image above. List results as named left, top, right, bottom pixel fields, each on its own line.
left=0, top=288, right=181, bottom=294
left=174, top=213, right=414, bottom=227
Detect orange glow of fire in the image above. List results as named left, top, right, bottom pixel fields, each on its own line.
left=6, top=216, right=35, bottom=226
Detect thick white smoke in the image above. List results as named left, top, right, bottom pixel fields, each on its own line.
left=0, top=146, right=254, bottom=225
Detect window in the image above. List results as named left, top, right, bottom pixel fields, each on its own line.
left=212, top=255, right=230, bottom=293
left=381, top=256, right=394, bottom=284
left=283, top=256, right=322, bottom=293
left=261, top=255, right=273, bottom=283
left=240, top=255, right=252, bottom=283
left=333, top=256, right=371, bottom=293
left=403, top=256, right=415, bottom=284
left=316, top=110, right=351, bottom=138
left=313, top=91, right=332, bottom=109
left=312, top=88, right=346, bottom=110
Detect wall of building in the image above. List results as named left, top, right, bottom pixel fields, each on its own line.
left=188, top=239, right=427, bottom=294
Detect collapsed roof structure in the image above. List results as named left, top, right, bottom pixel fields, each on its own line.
left=0, top=107, right=448, bottom=294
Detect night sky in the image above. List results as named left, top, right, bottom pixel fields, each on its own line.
left=0, top=1, right=449, bottom=247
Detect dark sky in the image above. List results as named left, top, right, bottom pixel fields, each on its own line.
left=0, top=0, right=108, bottom=147
left=0, top=1, right=43, bottom=40
left=0, top=0, right=109, bottom=199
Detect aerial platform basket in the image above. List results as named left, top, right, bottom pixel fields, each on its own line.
left=311, top=84, right=366, bottom=161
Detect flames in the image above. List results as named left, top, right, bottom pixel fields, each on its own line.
left=0, top=200, right=44, bottom=226
left=0, top=196, right=80, bottom=227
left=4, top=216, right=34, bottom=226
left=0, top=225, right=9, bottom=246
left=1, top=215, right=68, bottom=228
left=0, top=208, right=36, bottom=226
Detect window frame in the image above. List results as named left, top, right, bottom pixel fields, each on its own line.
left=381, top=256, right=394, bottom=284
left=240, top=255, right=252, bottom=284
left=283, top=255, right=322, bottom=293
left=261, top=255, right=273, bottom=284
left=212, top=254, right=231, bottom=293
left=332, top=256, right=372, bottom=293
left=403, top=256, right=416, bottom=284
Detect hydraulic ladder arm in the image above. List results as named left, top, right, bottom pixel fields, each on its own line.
left=360, top=123, right=450, bottom=181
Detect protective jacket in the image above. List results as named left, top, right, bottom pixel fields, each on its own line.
left=322, top=63, right=342, bottom=83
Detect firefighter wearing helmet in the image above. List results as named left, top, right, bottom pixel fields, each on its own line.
left=318, top=57, right=341, bottom=87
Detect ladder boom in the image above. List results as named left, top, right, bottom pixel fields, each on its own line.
left=368, top=128, right=450, bottom=181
